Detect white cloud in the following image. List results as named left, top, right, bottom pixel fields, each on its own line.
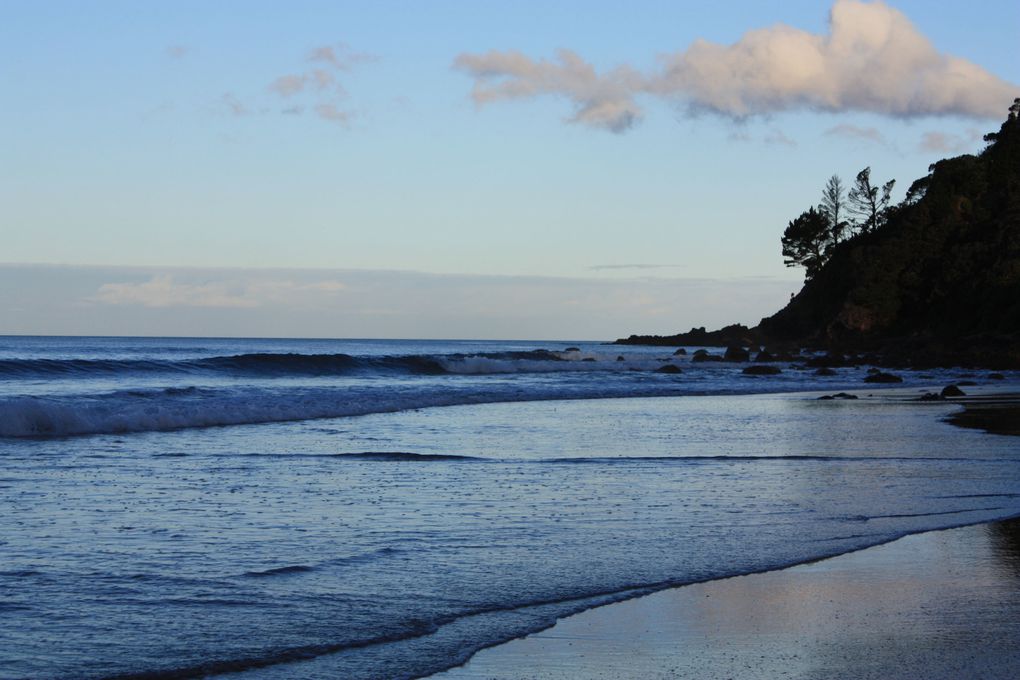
left=764, top=129, right=797, bottom=147
left=314, top=103, right=351, bottom=125
left=308, top=44, right=376, bottom=71
left=261, top=43, right=371, bottom=124
left=454, top=0, right=1016, bottom=132
left=268, top=74, right=308, bottom=98
left=4, top=264, right=800, bottom=338
left=453, top=49, right=646, bottom=133
left=825, top=123, right=887, bottom=145
left=220, top=93, right=249, bottom=117
left=917, top=129, right=983, bottom=154
left=589, top=264, right=685, bottom=271
left=93, top=275, right=346, bottom=309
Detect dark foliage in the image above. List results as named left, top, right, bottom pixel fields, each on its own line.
left=758, top=103, right=1020, bottom=367
left=782, top=206, right=831, bottom=280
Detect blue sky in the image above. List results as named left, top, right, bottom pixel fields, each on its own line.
left=1, top=1, right=1017, bottom=338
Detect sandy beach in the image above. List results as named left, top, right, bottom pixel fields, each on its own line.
left=435, top=517, right=1020, bottom=679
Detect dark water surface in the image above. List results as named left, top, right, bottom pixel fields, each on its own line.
left=1, top=337, right=1019, bottom=678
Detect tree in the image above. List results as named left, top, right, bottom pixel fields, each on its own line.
left=781, top=206, right=830, bottom=280
left=819, top=175, right=847, bottom=246
left=847, top=167, right=895, bottom=234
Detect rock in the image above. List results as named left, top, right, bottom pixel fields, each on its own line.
left=692, top=350, right=723, bottom=363
left=673, top=348, right=687, bottom=356
left=989, top=373, right=1006, bottom=380
left=814, top=367, right=837, bottom=376
left=724, top=345, right=750, bottom=362
left=616, top=355, right=626, bottom=362
left=919, top=392, right=942, bottom=401
left=743, top=365, right=781, bottom=375
left=656, top=364, right=683, bottom=374
left=564, top=347, right=580, bottom=352
left=867, top=367, right=881, bottom=375
left=693, top=348, right=709, bottom=357
left=754, top=350, right=776, bottom=362
left=940, top=384, right=966, bottom=397
left=581, top=358, right=596, bottom=362
left=864, top=372, right=903, bottom=383
left=818, top=392, right=859, bottom=400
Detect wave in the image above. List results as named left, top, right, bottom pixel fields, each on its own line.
left=0, top=349, right=689, bottom=380
left=0, top=383, right=642, bottom=438
left=0, top=352, right=446, bottom=379
left=328, top=451, right=483, bottom=462
left=0, top=372, right=910, bottom=440
left=243, top=565, right=315, bottom=578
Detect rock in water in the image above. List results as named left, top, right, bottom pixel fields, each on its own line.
left=864, top=372, right=903, bottom=383
left=941, top=385, right=966, bottom=398
left=724, top=345, right=750, bottom=362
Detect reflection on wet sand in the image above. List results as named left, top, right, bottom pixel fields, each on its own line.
left=988, top=518, right=1020, bottom=578
left=438, top=517, right=1020, bottom=680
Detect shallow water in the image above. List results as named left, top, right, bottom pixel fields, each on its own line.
left=1, top=337, right=1019, bottom=678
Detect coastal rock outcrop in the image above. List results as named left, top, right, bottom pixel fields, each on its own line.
left=616, top=105, right=1020, bottom=369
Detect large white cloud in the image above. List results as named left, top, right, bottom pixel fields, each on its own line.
left=454, top=0, right=1016, bottom=132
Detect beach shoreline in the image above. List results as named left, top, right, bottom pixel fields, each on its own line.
left=430, top=397, right=1020, bottom=679
left=433, top=516, right=1020, bottom=679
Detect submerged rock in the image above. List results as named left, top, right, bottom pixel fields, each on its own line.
left=864, top=372, right=903, bottom=383
left=814, top=367, right=837, bottom=376
left=724, top=345, right=750, bottom=362
left=818, top=392, right=859, bottom=400
left=941, top=385, right=966, bottom=398
left=807, top=353, right=847, bottom=368
left=673, top=348, right=687, bottom=356
left=656, top=364, right=683, bottom=374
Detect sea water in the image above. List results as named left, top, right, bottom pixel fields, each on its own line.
left=1, top=336, right=1019, bottom=678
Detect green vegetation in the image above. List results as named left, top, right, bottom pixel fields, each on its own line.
left=618, top=99, right=1020, bottom=367
left=761, top=98, right=1020, bottom=366
left=782, top=168, right=896, bottom=281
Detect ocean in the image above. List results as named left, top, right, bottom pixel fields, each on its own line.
left=2, top=335, right=1019, bottom=679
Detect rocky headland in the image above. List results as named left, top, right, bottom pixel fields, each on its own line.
left=618, top=103, right=1020, bottom=370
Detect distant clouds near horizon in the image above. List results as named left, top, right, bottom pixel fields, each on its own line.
left=0, top=264, right=798, bottom=340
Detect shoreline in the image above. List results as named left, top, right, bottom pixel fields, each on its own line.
left=434, top=516, right=1020, bottom=679
left=429, top=395, right=1020, bottom=679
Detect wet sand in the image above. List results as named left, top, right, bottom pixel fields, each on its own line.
left=434, top=517, right=1020, bottom=679
left=945, top=393, right=1020, bottom=436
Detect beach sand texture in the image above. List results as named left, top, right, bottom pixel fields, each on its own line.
left=437, top=518, right=1020, bottom=679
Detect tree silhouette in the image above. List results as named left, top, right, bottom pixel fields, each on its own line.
left=847, top=167, right=895, bottom=234
left=819, top=175, right=847, bottom=246
left=781, top=206, right=830, bottom=280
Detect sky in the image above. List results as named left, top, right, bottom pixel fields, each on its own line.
left=1, top=0, right=1017, bottom=339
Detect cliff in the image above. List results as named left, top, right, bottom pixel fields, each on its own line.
left=619, top=106, right=1020, bottom=368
